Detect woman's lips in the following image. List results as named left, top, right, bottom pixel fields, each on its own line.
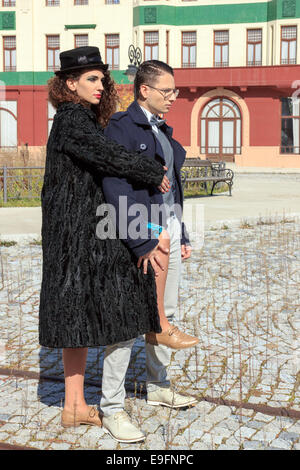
left=94, top=94, right=102, bottom=99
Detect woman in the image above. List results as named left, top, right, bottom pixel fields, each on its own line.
left=39, top=47, right=170, bottom=427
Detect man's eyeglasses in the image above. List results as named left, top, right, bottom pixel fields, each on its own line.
left=145, top=84, right=179, bottom=100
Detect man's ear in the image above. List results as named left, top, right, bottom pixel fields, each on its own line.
left=139, top=84, right=149, bottom=100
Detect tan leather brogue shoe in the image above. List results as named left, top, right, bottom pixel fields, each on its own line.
left=61, top=406, right=102, bottom=428
left=146, top=325, right=199, bottom=350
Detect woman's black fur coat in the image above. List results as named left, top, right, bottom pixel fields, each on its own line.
left=39, top=102, right=164, bottom=348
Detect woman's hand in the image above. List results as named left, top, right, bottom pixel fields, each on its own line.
left=137, top=229, right=170, bottom=276
left=157, top=166, right=170, bottom=193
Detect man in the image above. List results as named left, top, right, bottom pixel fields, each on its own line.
left=100, top=60, right=198, bottom=443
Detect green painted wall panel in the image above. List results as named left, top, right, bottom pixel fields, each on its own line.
left=177, top=4, right=269, bottom=25
left=133, top=1, right=300, bottom=27
left=65, top=24, right=97, bottom=30
left=0, top=70, right=130, bottom=86
left=268, top=0, right=300, bottom=21
left=268, top=0, right=277, bottom=20
left=0, top=72, right=52, bottom=86
left=111, top=70, right=131, bottom=85
left=276, top=0, right=300, bottom=20
left=0, top=11, right=16, bottom=30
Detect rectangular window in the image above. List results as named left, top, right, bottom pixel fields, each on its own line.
left=47, top=35, right=60, bottom=72
left=144, top=31, right=158, bottom=61
left=2, top=1, right=16, bottom=6
left=74, top=34, right=88, bottom=48
left=3, top=36, right=16, bottom=72
left=281, top=97, right=300, bottom=154
left=281, top=26, right=297, bottom=65
left=105, top=0, right=120, bottom=3
left=46, top=0, right=60, bottom=5
left=182, top=31, right=196, bottom=68
left=214, top=30, right=229, bottom=67
left=105, top=34, right=119, bottom=70
left=74, top=0, right=88, bottom=5
left=247, top=29, right=262, bottom=66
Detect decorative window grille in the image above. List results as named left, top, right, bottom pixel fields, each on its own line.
left=75, top=34, right=89, bottom=48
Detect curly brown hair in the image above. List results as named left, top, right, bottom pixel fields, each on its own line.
left=47, top=67, right=119, bottom=128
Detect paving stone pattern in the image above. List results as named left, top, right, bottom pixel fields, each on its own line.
left=0, top=216, right=299, bottom=450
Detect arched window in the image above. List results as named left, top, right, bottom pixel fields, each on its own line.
left=200, top=97, right=241, bottom=160
left=281, top=97, right=300, bottom=154
left=0, top=101, right=17, bottom=149
left=48, top=101, right=56, bottom=136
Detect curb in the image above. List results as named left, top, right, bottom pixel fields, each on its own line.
left=0, top=233, right=41, bottom=244
left=205, top=212, right=300, bottom=230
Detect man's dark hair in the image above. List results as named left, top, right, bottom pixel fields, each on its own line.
left=134, top=60, right=174, bottom=100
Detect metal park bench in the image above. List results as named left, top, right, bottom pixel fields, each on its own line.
left=181, top=158, right=234, bottom=196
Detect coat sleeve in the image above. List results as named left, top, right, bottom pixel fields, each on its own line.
left=56, top=106, right=165, bottom=187
left=101, top=118, right=160, bottom=257
left=181, top=222, right=191, bottom=246
left=101, top=175, right=159, bottom=257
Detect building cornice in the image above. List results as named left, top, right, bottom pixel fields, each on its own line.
left=174, top=64, right=300, bottom=90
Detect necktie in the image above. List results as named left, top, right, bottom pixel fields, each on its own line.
left=149, top=115, right=166, bottom=128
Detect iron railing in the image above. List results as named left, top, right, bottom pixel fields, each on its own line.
left=200, top=146, right=242, bottom=155
left=280, top=146, right=300, bottom=154
left=0, top=166, right=44, bottom=203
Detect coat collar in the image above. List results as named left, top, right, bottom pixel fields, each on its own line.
left=57, top=102, right=98, bottom=122
left=127, top=101, right=174, bottom=138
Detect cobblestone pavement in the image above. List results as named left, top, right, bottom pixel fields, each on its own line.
left=0, top=215, right=299, bottom=450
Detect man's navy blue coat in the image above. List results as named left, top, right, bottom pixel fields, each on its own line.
left=102, top=100, right=189, bottom=258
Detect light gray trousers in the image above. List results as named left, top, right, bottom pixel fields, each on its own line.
left=100, top=216, right=182, bottom=416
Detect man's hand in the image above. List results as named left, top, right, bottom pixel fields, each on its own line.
left=157, top=166, right=170, bottom=194
left=137, top=229, right=170, bottom=276
left=181, top=244, right=192, bottom=260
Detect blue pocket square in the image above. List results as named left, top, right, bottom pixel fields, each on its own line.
left=147, top=222, right=163, bottom=239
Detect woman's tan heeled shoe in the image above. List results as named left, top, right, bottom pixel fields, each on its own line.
left=146, top=325, right=199, bottom=350
left=61, top=405, right=102, bottom=428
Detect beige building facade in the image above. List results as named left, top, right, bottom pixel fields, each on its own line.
left=0, top=0, right=300, bottom=168
left=0, top=0, right=134, bottom=74
left=134, top=0, right=300, bottom=68
left=1, top=1, right=299, bottom=73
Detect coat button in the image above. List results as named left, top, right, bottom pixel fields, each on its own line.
left=140, top=143, right=147, bottom=151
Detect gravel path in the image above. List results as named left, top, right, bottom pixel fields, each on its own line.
left=0, top=215, right=299, bottom=450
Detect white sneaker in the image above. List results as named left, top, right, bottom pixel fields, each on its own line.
left=147, top=387, right=198, bottom=409
left=102, top=410, right=146, bottom=443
